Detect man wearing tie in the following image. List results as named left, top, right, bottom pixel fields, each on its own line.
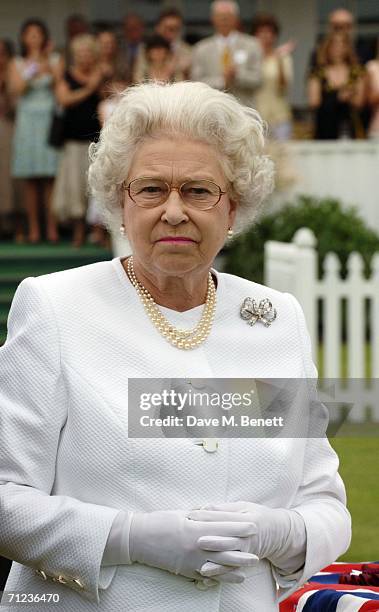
left=191, top=0, right=262, bottom=108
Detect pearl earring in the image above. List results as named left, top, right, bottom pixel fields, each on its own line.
left=227, top=227, right=233, bottom=238
left=120, top=224, right=126, bottom=237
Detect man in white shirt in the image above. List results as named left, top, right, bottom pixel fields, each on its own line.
left=191, top=0, right=262, bottom=108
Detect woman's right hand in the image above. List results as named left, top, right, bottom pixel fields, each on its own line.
left=129, top=509, right=259, bottom=584
left=22, top=61, right=40, bottom=81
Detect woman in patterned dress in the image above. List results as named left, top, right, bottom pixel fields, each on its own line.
left=8, top=19, right=61, bottom=243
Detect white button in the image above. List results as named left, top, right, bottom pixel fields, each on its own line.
left=202, top=439, right=218, bottom=453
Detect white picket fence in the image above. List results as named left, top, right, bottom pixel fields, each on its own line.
left=264, top=227, right=379, bottom=377
left=264, top=229, right=379, bottom=424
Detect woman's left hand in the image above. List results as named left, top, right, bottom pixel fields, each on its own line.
left=276, top=39, right=297, bottom=57
left=187, top=501, right=306, bottom=575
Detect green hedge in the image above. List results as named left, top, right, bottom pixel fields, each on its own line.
left=224, top=196, right=379, bottom=284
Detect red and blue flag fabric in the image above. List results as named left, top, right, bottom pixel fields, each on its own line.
left=280, top=563, right=379, bottom=611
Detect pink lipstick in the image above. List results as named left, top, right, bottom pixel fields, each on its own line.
left=157, top=237, right=196, bottom=243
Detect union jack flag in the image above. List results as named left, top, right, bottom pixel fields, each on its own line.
left=280, top=562, right=379, bottom=611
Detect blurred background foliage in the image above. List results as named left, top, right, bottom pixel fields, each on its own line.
left=223, top=196, right=379, bottom=284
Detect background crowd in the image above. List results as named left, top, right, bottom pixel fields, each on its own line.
left=0, top=0, right=379, bottom=246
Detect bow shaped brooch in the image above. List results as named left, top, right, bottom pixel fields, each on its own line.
left=240, top=298, right=277, bottom=327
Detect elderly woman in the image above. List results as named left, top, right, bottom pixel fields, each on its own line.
left=0, top=82, right=350, bottom=612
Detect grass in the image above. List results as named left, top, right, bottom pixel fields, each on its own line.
left=318, top=342, right=378, bottom=561
left=330, top=437, right=379, bottom=562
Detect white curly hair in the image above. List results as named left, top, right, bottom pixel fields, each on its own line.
left=88, top=81, right=275, bottom=235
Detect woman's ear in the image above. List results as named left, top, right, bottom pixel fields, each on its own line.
left=228, top=199, right=238, bottom=226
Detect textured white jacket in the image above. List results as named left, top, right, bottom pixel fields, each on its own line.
left=0, top=257, right=351, bottom=611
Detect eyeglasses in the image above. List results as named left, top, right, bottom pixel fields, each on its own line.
left=123, top=177, right=227, bottom=210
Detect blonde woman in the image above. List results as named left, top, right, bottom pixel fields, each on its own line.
left=308, top=32, right=365, bottom=139
left=52, top=34, right=104, bottom=247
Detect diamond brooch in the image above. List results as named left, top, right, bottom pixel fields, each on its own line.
left=240, top=298, right=277, bottom=327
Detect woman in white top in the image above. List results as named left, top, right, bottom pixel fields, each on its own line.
left=251, top=14, right=294, bottom=141
left=0, top=81, right=351, bottom=611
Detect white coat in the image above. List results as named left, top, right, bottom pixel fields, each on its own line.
left=0, top=257, right=351, bottom=611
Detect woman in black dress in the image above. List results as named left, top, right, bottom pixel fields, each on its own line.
left=308, top=32, right=365, bottom=139
left=52, top=34, right=104, bottom=247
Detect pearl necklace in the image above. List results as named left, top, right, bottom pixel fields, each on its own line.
left=126, top=256, right=217, bottom=350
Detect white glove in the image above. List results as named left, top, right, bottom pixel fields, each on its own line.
left=187, top=501, right=306, bottom=575
left=129, top=509, right=259, bottom=583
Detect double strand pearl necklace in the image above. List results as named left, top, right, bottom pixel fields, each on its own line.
left=126, top=256, right=217, bottom=350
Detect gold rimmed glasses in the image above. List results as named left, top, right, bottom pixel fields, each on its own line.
left=123, top=177, right=227, bottom=210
